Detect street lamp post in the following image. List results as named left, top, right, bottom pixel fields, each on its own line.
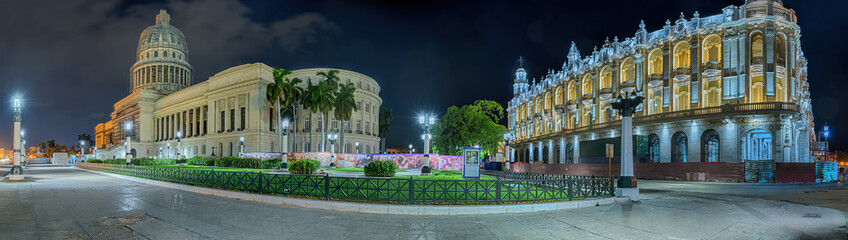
left=10, top=98, right=24, bottom=180
left=21, top=130, right=26, bottom=165
left=328, top=132, right=338, bottom=167
left=504, top=132, right=513, bottom=162
left=80, top=140, right=86, bottom=163
left=176, top=131, right=182, bottom=159
left=610, top=91, right=644, bottom=201
left=239, top=136, right=245, bottom=157
left=281, top=119, right=290, bottom=166
left=409, top=144, right=413, bottom=154
left=355, top=142, right=360, bottom=154
left=418, top=114, right=436, bottom=175
left=125, top=120, right=133, bottom=164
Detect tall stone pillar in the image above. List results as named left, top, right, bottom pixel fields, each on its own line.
left=10, top=99, right=24, bottom=180
left=611, top=92, right=644, bottom=201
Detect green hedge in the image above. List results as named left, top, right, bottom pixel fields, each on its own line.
left=364, top=160, right=398, bottom=177
left=187, top=157, right=216, bottom=166
left=263, top=159, right=282, bottom=169
left=87, top=159, right=102, bottom=163
left=289, top=159, right=320, bottom=174
left=131, top=158, right=176, bottom=166
left=104, top=159, right=126, bottom=165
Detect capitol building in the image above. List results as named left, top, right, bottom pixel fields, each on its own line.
left=95, top=10, right=381, bottom=159
left=508, top=0, right=814, bottom=165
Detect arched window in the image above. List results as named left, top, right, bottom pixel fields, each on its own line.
left=775, top=34, right=787, bottom=102
left=542, top=146, right=550, bottom=164
left=648, top=134, right=660, bottom=163
left=601, top=67, right=612, bottom=89
left=620, top=58, right=635, bottom=84
left=553, top=144, right=561, bottom=163
left=565, top=143, right=574, bottom=164
left=648, top=49, right=663, bottom=75
left=154, top=51, right=158, bottom=57
left=671, top=132, right=687, bottom=163
left=555, top=87, right=563, bottom=105
left=701, top=129, right=720, bottom=162
left=702, top=35, right=722, bottom=64
left=743, top=129, right=773, bottom=161
left=750, top=33, right=765, bottom=103
left=524, top=148, right=530, bottom=163
left=582, top=75, right=593, bottom=95
left=673, top=42, right=691, bottom=69
left=568, top=82, right=577, bottom=100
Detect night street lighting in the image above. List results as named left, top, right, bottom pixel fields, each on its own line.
left=10, top=97, right=23, bottom=180
left=409, top=144, right=413, bottom=154
left=610, top=91, right=644, bottom=201
left=125, top=119, right=133, bottom=164
left=418, top=113, right=436, bottom=175
left=176, top=130, right=182, bottom=159
left=328, top=131, right=338, bottom=167
left=355, top=142, right=360, bottom=154
left=503, top=131, right=514, bottom=162
left=239, top=136, right=245, bottom=156
left=281, top=119, right=290, bottom=166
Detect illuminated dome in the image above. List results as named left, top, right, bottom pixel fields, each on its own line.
left=130, top=10, right=193, bottom=95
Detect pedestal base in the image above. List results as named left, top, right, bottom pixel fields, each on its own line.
left=421, top=166, right=432, bottom=176
left=8, top=174, right=24, bottom=181
left=615, top=187, right=639, bottom=201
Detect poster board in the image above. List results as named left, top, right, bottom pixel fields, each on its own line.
left=461, top=147, right=484, bottom=178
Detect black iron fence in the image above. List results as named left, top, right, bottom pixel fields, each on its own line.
left=77, top=163, right=615, bottom=204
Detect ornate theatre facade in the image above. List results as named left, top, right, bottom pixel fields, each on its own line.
left=507, top=0, right=813, bottom=164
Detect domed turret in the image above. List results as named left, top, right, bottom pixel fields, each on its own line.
left=130, top=10, right=193, bottom=95
left=513, top=57, right=529, bottom=96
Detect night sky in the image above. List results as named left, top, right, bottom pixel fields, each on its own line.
left=0, top=0, right=845, bottom=151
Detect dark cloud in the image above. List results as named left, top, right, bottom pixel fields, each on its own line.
left=0, top=0, right=338, bottom=147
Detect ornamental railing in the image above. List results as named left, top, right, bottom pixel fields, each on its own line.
left=77, top=163, right=615, bottom=204
left=518, top=102, right=800, bottom=143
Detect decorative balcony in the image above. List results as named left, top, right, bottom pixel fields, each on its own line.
left=649, top=73, right=663, bottom=86
left=582, top=94, right=593, bottom=100
left=514, top=102, right=801, bottom=144
left=599, top=87, right=614, bottom=99
left=703, top=61, right=721, bottom=77
left=534, top=112, right=542, bottom=119
left=554, top=104, right=565, bottom=112
left=566, top=99, right=577, bottom=110
left=673, top=67, right=691, bottom=85
left=621, top=80, right=636, bottom=92
left=752, top=56, right=764, bottom=65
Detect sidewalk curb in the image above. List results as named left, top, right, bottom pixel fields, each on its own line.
left=76, top=167, right=629, bottom=215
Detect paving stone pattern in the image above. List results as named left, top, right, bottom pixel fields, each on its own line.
left=1, top=166, right=845, bottom=239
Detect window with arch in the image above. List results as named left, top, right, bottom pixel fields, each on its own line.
left=671, top=131, right=687, bottom=163
left=648, top=49, right=663, bottom=75
left=620, top=58, right=635, bottom=83
left=568, top=82, right=577, bottom=100
left=600, top=67, right=612, bottom=89
left=701, top=129, right=720, bottom=162
left=582, top=75, right=593, bottom=95
left=673, top=42, right=691, bottom=69
left=555, top=87, right=563, bottom=105
left=647, top=134, right=660, bottom=163
left=750, top=33, right=765, bottom=103
left=154, top=51, right=158, bottom=58
left=544, top=92, right=552, bottom=112
left=702, top=35, right=722, bottom=64
left=565, top=143, right=574, bottom=164
left=775, top=34, right=787, bottom=101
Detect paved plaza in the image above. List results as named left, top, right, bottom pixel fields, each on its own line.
left=1, top=166, right=846, bottom=239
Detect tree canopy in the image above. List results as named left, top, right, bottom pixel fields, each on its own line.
left=432, top=100, right=507, bottom=156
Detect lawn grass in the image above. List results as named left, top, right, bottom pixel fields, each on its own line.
left=154, top=164, right=269, bottom=173
left=79, top=163, right=606, bottom=204
left=325, top=168, right=407, bottom=173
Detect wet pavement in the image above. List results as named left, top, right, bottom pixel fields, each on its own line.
left=1, top=166, right=846, bottom=239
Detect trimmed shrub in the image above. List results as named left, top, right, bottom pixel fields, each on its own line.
left=364, top=160, right=398, bottom=177
left=289, top=159, right=321, bottom=174
left=215, top=157, right=235, bottom=167
left=188, top=157, right=216, bottom=166
left=87, top=159, right=102, bottom=163
left=231, top=158, right=262, bottom=169
left=263, top=159, right=282, bottom=169
left=131, top=158, right=176, bottom=166
left=104, top=159, right=126, bottom=165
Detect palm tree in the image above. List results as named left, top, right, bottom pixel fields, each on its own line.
left=304, top=80, right=336, bottom=151
left=267, top=68, right=304, bottom=155
left=334, top=82, right=357, bottom=152
left=316, top=69, right=341, bottom=151
left=378, top=107, right=393, bottom=153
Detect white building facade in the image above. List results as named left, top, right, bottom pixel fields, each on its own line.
left=95, top=10, right=381, bottom=159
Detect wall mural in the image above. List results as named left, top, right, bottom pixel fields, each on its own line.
left=289, top=152, right=464, bottom=171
